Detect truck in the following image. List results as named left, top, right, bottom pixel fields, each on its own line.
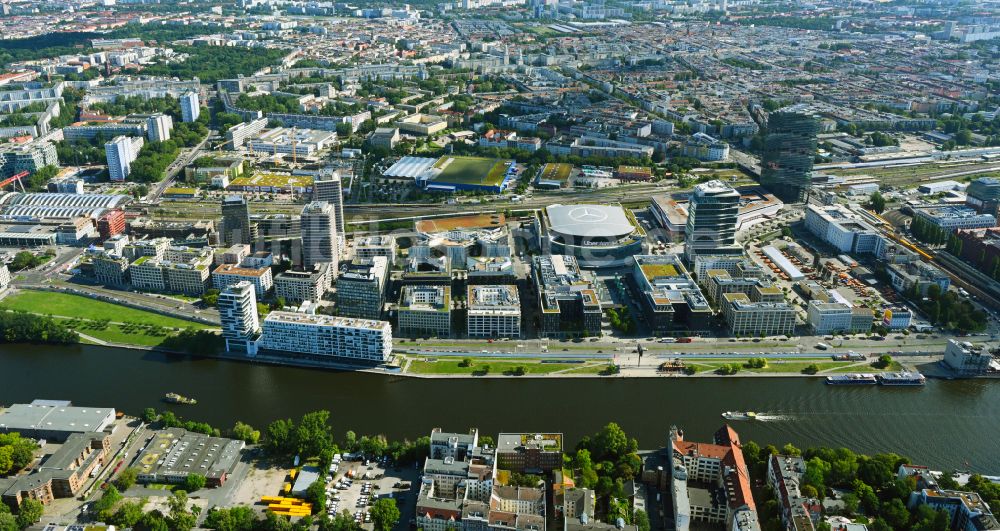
left=676, top=337, right=693, bottom=344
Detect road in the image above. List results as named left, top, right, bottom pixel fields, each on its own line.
left=146, top=131, right=215, bottom=202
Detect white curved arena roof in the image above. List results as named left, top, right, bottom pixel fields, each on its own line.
left=3, top=193, right=130, bottom=209
left=0, top=193, right=130, bottom=220
left=546, top=204, right=636, bottom=239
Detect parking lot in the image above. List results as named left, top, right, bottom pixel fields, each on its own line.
left=323, top=455, right=420, bottom=529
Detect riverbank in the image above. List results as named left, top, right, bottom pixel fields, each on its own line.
left=3, top=343, right=999, bottom=472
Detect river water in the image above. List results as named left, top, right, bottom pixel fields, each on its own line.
left=2, top=344, right=998, bottom=473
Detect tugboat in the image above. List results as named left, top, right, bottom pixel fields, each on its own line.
left=164, top=393, right=197, bottom=405
left=878, top=371, right=926, bottom=386
left=721, top=411, right=758, bottom=421
left=825, top=373, right=878, bottom=385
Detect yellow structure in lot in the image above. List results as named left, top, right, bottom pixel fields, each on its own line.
left=261, top=496, right=312, bottom=517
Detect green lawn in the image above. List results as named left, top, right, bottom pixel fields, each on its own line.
left=0, top=291, right=210, bottom=329
left=560, top=363, right=618, bottom=375
left=73, top=324, right=177, bottom=347
left=407, top=358, right=583, bottom=375
left=682, top=359, right=854, bottom=374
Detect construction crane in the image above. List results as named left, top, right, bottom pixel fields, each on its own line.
left=0, top=171, right=29, bottom=192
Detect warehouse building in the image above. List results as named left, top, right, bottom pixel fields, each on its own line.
left=0, top=401, right=115, bottom=442
left=133, top=428, right=244, bottom=487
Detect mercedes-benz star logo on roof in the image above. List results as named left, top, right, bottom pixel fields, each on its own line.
left=568, top=206, right=608, bottom=223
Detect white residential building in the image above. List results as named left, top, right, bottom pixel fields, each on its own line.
left=180, top=91, right=201, bottom=123
left=0, top=263, right=10, bottom=291
left=146, top=113, right=173, bottom=143
left=260, top=311, right=392, bottom=363
left=219, top=281, right=260, bottom=354
left=105, top=136, right=144, bottom=182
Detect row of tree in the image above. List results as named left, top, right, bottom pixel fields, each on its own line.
left=743, top=441, right=993, bottom=531
left=0, top=310, right=79, bottom=345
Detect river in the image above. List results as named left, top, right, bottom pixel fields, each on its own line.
left=2, top=344, right=998, bottom=473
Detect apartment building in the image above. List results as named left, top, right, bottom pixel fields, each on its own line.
left=496, top=433, right=563, bottom=473
left=219, top=281, right=260, bottom=354
left=631, top=255, right=712, bottom=333
left=93, top=253, right=130, bottom=287
left=943, top=339, right=994, bottom=377
left=105, top=135, right=144, bottom=182
left=806, top=301, right=872, bottom=335
left=0, top=139, right=58, bottom=179
left=212, top=262, right=273, bottom=298
left=225, top=118, right=268, bottom=149
left=670, top=426, right=759, bottom=531
left=721, top=289, right=795, bottom=337
left=274, top=264, right=330, bottom=304
left=467, top=285, right=521, bottom=338
left=532, top=255, right=601, bottom=338
left=398, top=285, right=452, bottom=338
left=260, top=311, right=392, bottom=363
left=0, top=432, right=109, bottom=511
left=355, top=234, right=398, bottom=265
left=907, top=490, right=1000, bottom=531
left=180, top=91, right=201, bottom=123
left=916, top=205, right=997, bottom=233
left=145, top=113, right=173, bottom=143
left=335, top=257, right=388, bottom=320
left=804, top=204, right=882, bottom=255
left=302, top=201, right=339, bottom=271
left=767, top=455, right=819, bottom=531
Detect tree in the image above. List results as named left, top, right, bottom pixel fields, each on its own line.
left=868, top=191, right=886, bottom=214
left=881, top=498, right=910, bottom=529
left=592, top=423, right=629, bottom=461
left=183, top=473, right=207, bottom=492
left=232, top=421, right=261, bottom=444
left=321, top=510, right=363, bottom=531
left=141, top=407, right=158, bottom=424
left=295, top=410, right=334, bottom=457
left=110, top=501, right=146, bottom=528
left=369, top=498, right=401, bottom=531
left=802, top=364, right=820, bottom=375
left=168, top=491, right=198, bottom=531
left=872, top=354, right=893, bottom=369
left=266, top=418, right=295, bottom=456
left=0, top=512, right=17, bottom=531
left=634, top=509, right=650, bottom=531
left=204, top=506, right=259, bottom=531
left=305, top=480, right=327, bottom=515
left=0, top=447, right=12, bottom=476
left=114, top=466, right=139, bottom=491
left=15, top=499, right=43, bottom=529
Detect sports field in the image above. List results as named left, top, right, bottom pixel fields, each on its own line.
left=433, top=156, right=511, bottom=187
left=540, top=163, right=573, bottom=183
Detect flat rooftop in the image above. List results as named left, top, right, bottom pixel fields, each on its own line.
left=0, top=403, right=115, bottom=435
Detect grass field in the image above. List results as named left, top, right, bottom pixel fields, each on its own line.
left=0, top=291, right=211, bottom=330
left=684, top=359, right=856, bottom=374
left=407, top=358, right=585, bottom=375
left=540, top=163, right=573, bottom=183
left=433, top=156, right=510, bottom=187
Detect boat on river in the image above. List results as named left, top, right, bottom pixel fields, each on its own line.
left=164, top=392, right=197, bottom=405
left=721, top=411, right=757, bottom=421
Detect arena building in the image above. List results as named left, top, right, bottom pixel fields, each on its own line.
left=537, top=204, right=644, bottom=268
